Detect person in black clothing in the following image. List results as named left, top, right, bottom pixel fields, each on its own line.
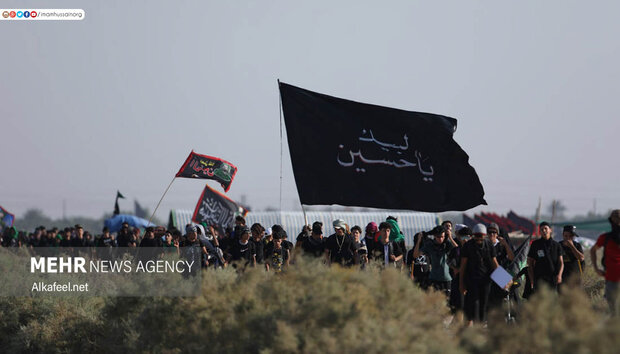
left=364, top=222, right=378, bottom=257
left=488, top=223, right=515, bottom=267
left=131, top=227, right=141, bottom=245
left=95, top=227, right=115, bottom=260
left=1, top=228, right=11, bottom=247
left=137, top=226, right=163, bottom=262
left=116, top=222, right=132, bottom=248
left=218, top=227, right=234, bottom=260
left=527, top=221, right=564, bottom=294
left=324, top=219, right=356, bottom=266
left=37, top=228, right=50, bottom=247
left=301, top=222, right=325, bottom=259
left=163, top=230, right=180, bottom=255
left=487, top=223, right=515, bottom=309
left=460, top=224, right=499, bottom=326
left=265, top=225, right=287, bottom=255
left=4, top=227, right=19, bottom=247
left=371, top=222, right=403, bottom=268
left=560, top=225, right=585, bottom=284
left=181, top=225, right=208, bottom=276
left=442, top=220, right=454, bottom=240
left=47, top=228, right=60, bottom=247
left=350, top=225, right=368, bottom=267
left=295, top=223, right=314, bottom=249
left=448, top=226, right=472, bottom=314
left=407, top=232, right=431, bottom=289
left=84, top=231, right=95, bottom=247
left=27, top=227, right=39, bottom=247
left=70, top=225, right=87, bottom=251
left=269, top=225, right=294, bottom=263
left=265, top=225, right=289, bottom=272
left=262, top=227, right=273, bottom=261
left=231, top=216, right=247, bottom=241
left=228, top=226, right=256, bottom=269
left=250, top=223, right=265, bottom=264
left=139, top=227, right=162, bottom=248
left=30, top=229, right=42, bottom=248
left=282, top=230, right=294, bottom=261
left=59, top=228, right=71, bottom=247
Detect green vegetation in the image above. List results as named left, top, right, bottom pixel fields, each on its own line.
left=0, top=257, right=618, bottom=353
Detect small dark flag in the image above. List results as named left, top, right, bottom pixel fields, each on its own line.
left=278, top=82, right=486, bottom=212
left=114, top=190, right=125, bottom=215
left=507, top=235, right=531, bottom=276
left=192, top=184, right=247, bottom=228
left=176, top=151, right=238, bottom=192
left=134, top=200, right=148, bottom=219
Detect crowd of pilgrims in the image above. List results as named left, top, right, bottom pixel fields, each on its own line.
left=1, top=215, right=588, bottom=325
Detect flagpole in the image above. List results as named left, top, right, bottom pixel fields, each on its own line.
left=278, top=79, right=283, bottom=212
left=535, top=196, right=542, bottom=236
left=148, top=177, right=176, bottom=225
left=301, top=204, right=308, bottom=228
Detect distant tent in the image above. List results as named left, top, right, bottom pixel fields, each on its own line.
left=462, top=214, right=478, bottom=229
left=506, top=211, right=536, bottom=234
left=168, top=209, right=195, bottom=231
left=104, top=214, right=155, bottom=233
left=552, top=219, right=609, bottom=232
left=551, top=219, right=609, bottom=241
left=463, top=211, right=535, bottom=235
left=245, top=211, right=438, bottom=247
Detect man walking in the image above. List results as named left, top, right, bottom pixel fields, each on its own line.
left=324, top=219, right=355, bottom=266
left=371, top=222, right=403, bottom=268
left=527, top=221, right=564, bottom=294
left=560, top=225, right=585, bottom=284
left=413, top=226, right=457, bottom=295
left=301, top=222, right=325, bottom=259
left=591, top=210, right=620, bottom=315
left=460, top=224, right=499, bottom=325
left=488, top=223, right=515, bottom=308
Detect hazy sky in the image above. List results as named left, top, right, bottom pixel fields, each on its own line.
left=2, top=1, right=619, bottom=221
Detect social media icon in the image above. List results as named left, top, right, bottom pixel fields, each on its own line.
left=10, top=11, right=16, bottom=18
left=2, top=11, right=9, bottom=18
left=17, top=11, right=23, bottom=18
left=31, top=11, right=37, bottom=18
left=24, top=11, right=30, bottom=18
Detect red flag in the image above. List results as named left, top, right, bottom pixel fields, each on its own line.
left=192, top=184, right=247, bottom=228
left=176, top=151, right=238, bottom=192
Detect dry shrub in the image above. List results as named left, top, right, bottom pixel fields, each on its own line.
left=461, top=284, right=620, bottom=354
left=1, top=255, right=619, bottom=353
left=99, top=257, right=463, bottom=353
left=0, top=296, right=103, bottom=353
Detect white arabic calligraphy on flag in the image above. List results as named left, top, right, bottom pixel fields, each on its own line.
left=337, top=129, right=434, bottom=182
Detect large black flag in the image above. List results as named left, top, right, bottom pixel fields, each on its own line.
left=279, top=82, right=486, bottom=212
left=192, top=184, right=247, bottom=228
